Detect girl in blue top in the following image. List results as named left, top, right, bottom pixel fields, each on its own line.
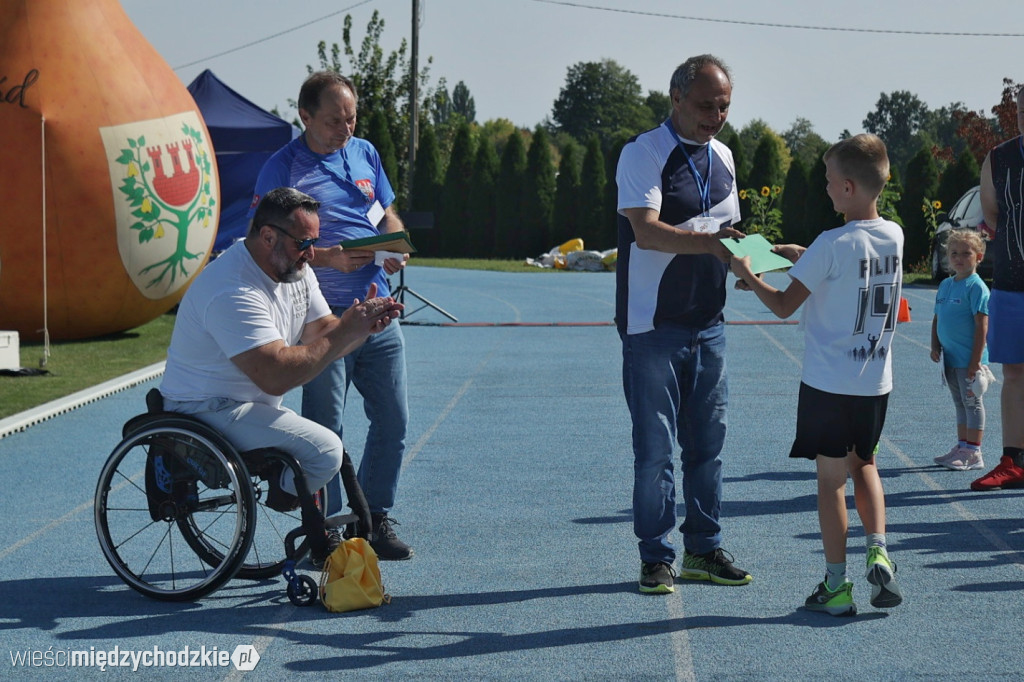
left=931, top=229, right=992, bottom=471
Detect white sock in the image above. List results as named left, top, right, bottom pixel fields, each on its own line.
left=825, top=562, right=847, bottom=591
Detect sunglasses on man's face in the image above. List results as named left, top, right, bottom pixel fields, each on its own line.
left=266, top=223, right=318, bottom=251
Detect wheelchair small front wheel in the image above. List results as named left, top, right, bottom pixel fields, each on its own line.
left=287, top=574, right=319, bottom=607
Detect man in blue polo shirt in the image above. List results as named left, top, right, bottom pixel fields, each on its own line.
left=616, top=54, right=751, bottom=593
left=251, top=71, right=412, bottom=560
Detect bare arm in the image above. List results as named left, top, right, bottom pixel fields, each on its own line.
left=378, top=205, right=405, bottom=235
left=980, top=152, right=998, bottom=230
left=377, top=206, right=409, bottom=274
left=930, top=316, right=941, bottom=363
left=729, top=255, right=810, bottom=319
left=312, top=205, right=408, bottom=274
left=772, top=243, right=807, bottom=263
left=231, top=287, right=402, bottom=396
left=621, top=207, right=745, bottom=262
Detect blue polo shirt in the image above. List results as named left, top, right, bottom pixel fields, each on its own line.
left=615, top=122, right=740, bottom=334
left=251, top=134, right=396, bottom=305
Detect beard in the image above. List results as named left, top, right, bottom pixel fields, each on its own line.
left=269, top=241, right=307, bottom=283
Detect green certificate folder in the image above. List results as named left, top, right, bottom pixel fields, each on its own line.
left=339, top=231, right=417, bottom=253
left=722, top=234, right=793, bottom=274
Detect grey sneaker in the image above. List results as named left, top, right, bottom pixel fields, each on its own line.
left=678, top=548, right=752, bottom=585
left=370, top=514, right=413, bottom=560
left=639, top=561, right=676, bottom=594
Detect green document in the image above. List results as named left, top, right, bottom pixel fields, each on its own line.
left=722, top=234, right=793, bottom=274
left=339, top=231, right=417, bottom=253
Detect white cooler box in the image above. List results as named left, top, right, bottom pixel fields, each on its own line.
left=0, top=331, right=20, bottom=370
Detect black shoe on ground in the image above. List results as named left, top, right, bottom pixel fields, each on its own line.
left=370, top=513, right=413, bottom=560
left=263, top=461, right=300, bottom=512
left=678, top=548, right=753, bottom=585
left=310, top=528, right=343, bottom=570
left=639, top=561, right=676, bottom=594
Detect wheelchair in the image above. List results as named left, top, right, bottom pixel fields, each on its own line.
left=94, top=389, right=372, bottom=605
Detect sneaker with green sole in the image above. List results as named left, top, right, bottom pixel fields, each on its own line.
left=865, top=546, right=902, bottom=608
left=639, top=561, right=676, bottom=594
left=805, top=580, right=857, bottom=616
left=678, top=548, right=752, bottom=585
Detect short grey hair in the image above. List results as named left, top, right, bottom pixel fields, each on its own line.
left=249, top=187, right=321, bottom=237
left=670, top=55, right=732, bottom=98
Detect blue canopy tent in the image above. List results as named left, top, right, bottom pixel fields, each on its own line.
left=187, top=69, right=299, bottom=252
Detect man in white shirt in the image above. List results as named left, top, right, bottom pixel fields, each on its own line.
left=160, top=187, right=401, bottom=557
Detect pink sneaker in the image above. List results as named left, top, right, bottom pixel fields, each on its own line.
left=944, top=447, right=984, bottom=471
left=934, top=444, right=961, bottom=466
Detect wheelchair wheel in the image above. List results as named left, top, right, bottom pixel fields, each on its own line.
left=184, top=472, right=329, bottom=580
left=287, top=574, right=319, bottom=607
left=94, top=419, right=256, bottom=601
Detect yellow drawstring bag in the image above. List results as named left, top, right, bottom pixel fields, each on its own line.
left=319, top=537, right=390, bottom=613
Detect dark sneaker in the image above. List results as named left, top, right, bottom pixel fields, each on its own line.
left=678, top=548, right=752, bottom=585
left=865, top=546, right=903, bottom=608
left=970, top=455, right=1024, bottom=491
left=805, top=580, right=857, bottom=616
left=370, top=514, right=413, bottom=560
left=310, top=529, right=343, bottom=570
left=639, top=561, right=676, bottom=594
left=262, top=461, right=300, bottom=512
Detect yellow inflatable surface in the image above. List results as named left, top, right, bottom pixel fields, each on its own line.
left=0, top=0, right=219, bottom=340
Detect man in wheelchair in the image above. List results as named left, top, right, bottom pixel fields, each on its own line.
left=157, top=186, right=403, bottom=565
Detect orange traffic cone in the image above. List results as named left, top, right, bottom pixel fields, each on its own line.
left=897, top=297, right=911, bottom=323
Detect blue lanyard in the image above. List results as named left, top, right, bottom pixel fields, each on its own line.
left=664, top=120, right=712, bottom=216
left=304, top=134, right=374, bottom=205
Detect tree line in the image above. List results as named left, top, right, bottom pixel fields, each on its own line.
left=296, top=12, right=1020, bottom=266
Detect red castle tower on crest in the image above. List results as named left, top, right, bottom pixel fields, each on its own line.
left=146, top=140, right=200, bottom=207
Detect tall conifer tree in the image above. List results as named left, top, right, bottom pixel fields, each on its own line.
left=438, top=121, right=475, bottom=257
left=523, top=126, right=557, bottom=256
left=496, top=131, right=527, bottom=257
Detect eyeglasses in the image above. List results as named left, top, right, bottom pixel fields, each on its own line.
left=266, top=223, right=318, bottom=251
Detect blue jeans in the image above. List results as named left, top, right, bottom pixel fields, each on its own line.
left=302, top=316, right=408, bottom=515
left=622, top=322, right=728, bottom=565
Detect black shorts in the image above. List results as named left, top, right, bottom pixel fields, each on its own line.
left=789, top=383, right=889, bottom=461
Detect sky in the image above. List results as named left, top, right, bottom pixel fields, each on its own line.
left=121, top=0, right=1023, bottom=142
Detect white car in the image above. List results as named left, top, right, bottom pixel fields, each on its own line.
left=930, top=185, right=993, bottom=282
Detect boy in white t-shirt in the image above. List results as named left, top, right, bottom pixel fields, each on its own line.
left=730, top=133, right=904, bottom=617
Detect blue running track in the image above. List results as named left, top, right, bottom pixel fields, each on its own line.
left=1, top=267, right=1022, bottom=680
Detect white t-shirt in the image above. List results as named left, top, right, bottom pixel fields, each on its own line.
left=160, top=240, right=332, bottom=407
left=788, top=218, right=904, bottom=396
